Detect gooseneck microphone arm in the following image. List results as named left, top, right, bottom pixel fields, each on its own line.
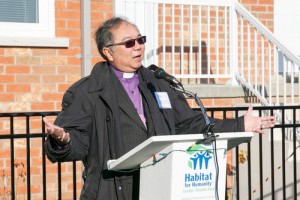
left=173, top=86, right=216, bottom=138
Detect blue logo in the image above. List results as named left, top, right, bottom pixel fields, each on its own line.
left=187, top=144, right=214, bottom=170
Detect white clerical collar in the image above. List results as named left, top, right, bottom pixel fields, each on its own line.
left=110, top=64, right=136, bottom=79
left=123, top=72, right=135, bottom=79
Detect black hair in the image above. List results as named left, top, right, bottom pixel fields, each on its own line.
left=94, top=17, right=138, bottom=61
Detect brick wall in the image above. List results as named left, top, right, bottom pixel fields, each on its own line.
left=0, top=0, right=274, bottom=199
left=239, top=0, right=274, bottom=31
left=0, top=1, right=112, bottom=199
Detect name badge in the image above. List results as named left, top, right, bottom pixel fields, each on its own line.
left=154, top=92, right=172, bottom=109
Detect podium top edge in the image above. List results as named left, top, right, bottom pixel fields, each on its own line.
left=107, top=132, right=254, bottom=170
left=150, top=132, right=254, bottom=142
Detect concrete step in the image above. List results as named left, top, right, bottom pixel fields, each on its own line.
left=184, top=82, right=299, bottom=99
left=184, top=84, right=244, bottom=98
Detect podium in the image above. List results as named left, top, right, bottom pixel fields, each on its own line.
left=107, top=132, right=253, bottom=200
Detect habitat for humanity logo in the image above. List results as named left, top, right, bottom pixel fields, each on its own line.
left=187, top=144, right=213, bottom=170
left=183, top=144, right=214, bottom=189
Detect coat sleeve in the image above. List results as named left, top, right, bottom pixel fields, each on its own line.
left=161, top=81, right=245, bottom=134
left=44, top=79, right=93, bottom=163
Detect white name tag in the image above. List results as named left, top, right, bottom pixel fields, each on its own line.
left=154, top=92, right=172, bottom=109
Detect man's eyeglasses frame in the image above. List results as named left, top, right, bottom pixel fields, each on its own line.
left=105, top=36, right=146, bottom=48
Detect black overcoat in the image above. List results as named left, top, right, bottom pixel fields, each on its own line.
left=44, top=62, right=244, bottom=199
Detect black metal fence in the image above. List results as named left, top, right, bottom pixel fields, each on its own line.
left=0, top=105, right=299, bottom=199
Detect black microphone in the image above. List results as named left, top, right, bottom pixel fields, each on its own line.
left=148, top=64, right=181, bottom=87
left=155, top=68, right=181, bottom=86
left=148, top=64, right=158, bottom=71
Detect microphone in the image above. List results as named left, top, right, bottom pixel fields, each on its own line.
left=148, top=64, right=181, bottom=87
left=148, top=64, right=158, bottom=71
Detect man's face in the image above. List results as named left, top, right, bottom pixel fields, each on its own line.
left=104, top=22, right=145, bottom=72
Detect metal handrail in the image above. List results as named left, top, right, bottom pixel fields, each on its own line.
left=234, top=1, right=300, bottom=67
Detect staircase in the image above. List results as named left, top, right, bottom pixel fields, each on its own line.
left=114, top=0, right=300, bottom=107
left=233, top=1, right=300, bottom=106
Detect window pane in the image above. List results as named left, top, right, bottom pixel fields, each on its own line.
left=0, top=0, right=54, bottom=38
left=0, top=0, right=39, bottom=23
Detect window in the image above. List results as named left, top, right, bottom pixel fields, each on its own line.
left=0, top=0, right=54, bottom=38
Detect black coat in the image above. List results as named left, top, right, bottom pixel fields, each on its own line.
left=44, top=62, right=244, bottom=199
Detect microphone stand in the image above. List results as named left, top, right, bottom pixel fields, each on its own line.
left=171, top=83, right=220, bottom=200
left=172, top=84, right=217, bottom=143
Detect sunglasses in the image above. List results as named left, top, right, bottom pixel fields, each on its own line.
left=106, top=36, right=146, bottom=48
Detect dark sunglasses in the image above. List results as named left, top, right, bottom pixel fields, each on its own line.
left=106, top=36, right=146, bottom=48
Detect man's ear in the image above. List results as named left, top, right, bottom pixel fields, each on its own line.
left=102, top=48, right=114, bottom=62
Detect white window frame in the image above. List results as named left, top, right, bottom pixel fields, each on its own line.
left=0, top=0, right=69, bottom=47
left=0, top=0, right=54, bottom=38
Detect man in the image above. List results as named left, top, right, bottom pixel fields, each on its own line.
left=43, top=17, right=276, bottom=200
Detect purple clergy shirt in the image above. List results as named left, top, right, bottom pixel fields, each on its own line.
left=111, top=66, right=146, bottom=125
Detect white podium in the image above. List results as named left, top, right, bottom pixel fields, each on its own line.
left=107, top=132, right=253, bottom=200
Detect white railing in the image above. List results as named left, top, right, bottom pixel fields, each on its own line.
left=233, top=1, right=300, bottom=106
left=114, top=0, right=300, bottom=106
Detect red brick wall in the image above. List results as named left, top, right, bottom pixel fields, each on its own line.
left=0, top=1, right=112, bottom=199
left=239, top=0, right=274, bottom=31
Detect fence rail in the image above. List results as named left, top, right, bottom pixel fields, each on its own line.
left=0, top=106, right=299, bottom=199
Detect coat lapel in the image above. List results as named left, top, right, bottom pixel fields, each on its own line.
left=138, top=67, right=174, bottom=135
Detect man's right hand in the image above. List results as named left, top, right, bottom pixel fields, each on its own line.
left=43, top=117, right=70, bottom=144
